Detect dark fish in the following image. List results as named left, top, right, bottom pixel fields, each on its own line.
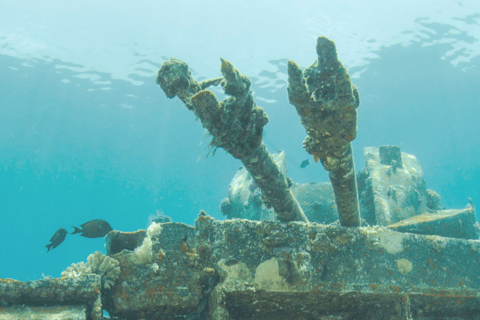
left=224, top=258, right=239, bottom=266
left=273, top=243, right=293, bottom=253
left=71, top=219, right=113, bottom=238
left=300, top=159, right=310, bottom=168
left=46, top=228, right=68, bottom=252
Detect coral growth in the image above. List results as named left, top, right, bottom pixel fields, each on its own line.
left=61, top=251, right=121, bottom=289
left=131, top=222, right=163, bottom=265
left=148, top=209, right=172, bottom=225
left=426, top=189, right=442, bottom=210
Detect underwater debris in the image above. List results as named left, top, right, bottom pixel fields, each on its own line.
left=387, top=207, right=479, bottom=240
left=0, top=275, right=102, bottom=320
left=287, top=36, right=360, bottom=227
left=45, top=227, right=68, bottom=252
left=359, top=146, right=430, bottom=226
left=71, top=219, right=113, bottom=238
left=156, top=57, right=308, bottom=223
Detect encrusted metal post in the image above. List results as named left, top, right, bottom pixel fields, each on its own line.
left=156, top=58, right=308, bottom=223
left=287, top=36, right=361, bottom=227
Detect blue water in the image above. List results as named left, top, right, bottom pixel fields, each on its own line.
left=0, top=1, right=479, bottom=283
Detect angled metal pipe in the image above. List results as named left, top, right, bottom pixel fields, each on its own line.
left=156, top=58, right=308, bottom=223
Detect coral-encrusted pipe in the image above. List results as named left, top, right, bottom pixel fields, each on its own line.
left=242, top=142, right=308, bottom=223
left=287, top=36, right=361, bottom=227
left=156, top=57, right=308, bottom=223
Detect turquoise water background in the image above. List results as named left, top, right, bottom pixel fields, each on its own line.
left=1, top=1, right=479, bottom=282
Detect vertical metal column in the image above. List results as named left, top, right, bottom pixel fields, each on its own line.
left=287, top=37, right=361, bottom=227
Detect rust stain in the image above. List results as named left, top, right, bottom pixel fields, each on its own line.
left=203, top=268, right=215, bottom=276
left=455, top=300, right=462, bottom=306
left=180, top=242, right=187, bottom=252
left=369, top=284, right=378, bottom=290
left=389, top=285, right=401, bottom=293
left=158, top=251, right=165, bottom=261
left=147, top=287, right=156, bottom=298
left=428, top=258, right=435, bottom=269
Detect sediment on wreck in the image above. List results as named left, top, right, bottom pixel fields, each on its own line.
left=156, top=58, right=308, bottom=223
left=287, top=36, right=361, bottom=227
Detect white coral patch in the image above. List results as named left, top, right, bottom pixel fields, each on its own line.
left=61, top=251, right=121, bottom=290
left=133, top=236, right=153, bottom=265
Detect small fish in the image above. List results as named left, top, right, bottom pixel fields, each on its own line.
left=300, top=159, right=310, bottom=168
left=46, top=227, right=68, bottom=252
left=71, top=219, right=113, bottom=238
left=224, top=258, right=239, bottom=266
left=273, top=243, right=293, bottom=253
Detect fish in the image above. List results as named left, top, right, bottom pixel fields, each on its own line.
left=46, top=227, right=68, bottom=252
left=224, top=258, right=239, bottom=266
left=300, top=159, right=310, bottom=168
left=71, top=219, right=113, bottom=238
